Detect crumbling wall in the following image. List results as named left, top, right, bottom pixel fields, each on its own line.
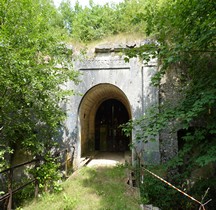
left=159, top=67, right=183, bottom=163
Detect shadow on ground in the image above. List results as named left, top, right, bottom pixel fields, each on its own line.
left=79, top=165, right=140, bottom=210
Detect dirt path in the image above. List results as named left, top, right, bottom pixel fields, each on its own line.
left=86, top=152, right=129, bottom=167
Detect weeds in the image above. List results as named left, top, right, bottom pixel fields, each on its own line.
left=21, top=164, right=140, bottom=210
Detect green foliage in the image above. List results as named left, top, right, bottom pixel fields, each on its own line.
left=0, top=146, right=13, bottom=169
left=137, top=164, right=216, bottom=209
left=62, top=193, right=77, bottom=210
left=123, top=0, right=216, bottom=166
left=0, top=0, right=79, bottom=170
left=0, top=1, right=78, bottom=207
left=60, top=1, right=113, bottom=41
left=140, top=167, right=178, bottom=209
left=9, top=154, right=64, bottom=208
left=122, top=0, right=216, bottom=208
left=12, top=182, right=35, bottom=208
left=0, top=5, right=79, bottom=208
left=31, top=154, right=63, bottom=193
left=59, top=0, right=147, bottom=42
left=122, top=105, right=176, bottom=146
left=189, top=178, right=216, bottom=209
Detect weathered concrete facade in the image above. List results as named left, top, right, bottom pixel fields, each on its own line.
left=62, top=42, right=160, bottom=168
left=159, top=67, right=184, bottom=163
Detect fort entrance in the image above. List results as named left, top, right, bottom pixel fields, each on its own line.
left=78, top=83, right=131, bottom=157
left=65, top=42, right=160, bottom=167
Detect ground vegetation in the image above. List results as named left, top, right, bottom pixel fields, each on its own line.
left=0, top=0, right=215, bottom=209
left=22, top=165, right=140, bottom=210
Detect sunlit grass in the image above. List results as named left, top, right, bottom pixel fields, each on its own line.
left=66, top=32, right=145, bottom=53
left=21, top=165, right=140, bottom=210
left=86, top=32, right=145, bottom=48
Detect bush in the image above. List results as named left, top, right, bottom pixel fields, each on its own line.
left=139, top=165, right=216, bottom=210
left=140, top=167, right=177, bottom=209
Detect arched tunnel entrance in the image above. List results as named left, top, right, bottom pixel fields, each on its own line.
left=78, top=83, right=131, bottom=157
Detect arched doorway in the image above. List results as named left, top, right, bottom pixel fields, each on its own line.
left=95, top=99, right=130, bottom=152
left=78, top=83, right=131, bottom=157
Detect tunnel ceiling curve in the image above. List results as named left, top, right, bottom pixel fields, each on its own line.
left=79, top=83, right=131, bottom=119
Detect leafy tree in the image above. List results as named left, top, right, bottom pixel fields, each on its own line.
left=123, top=0, right=215, bottom=208
left=0, top=0, right=79, bottom=170
left=59, top=0, right=147, bottom=42
left=59, top=0, right=116, bottom=42
left=124, top=0, right=216, bottom=164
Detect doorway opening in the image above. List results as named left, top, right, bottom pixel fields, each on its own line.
left=78, top=83, right=131, bottom=157
left=95, top=99, right=130, bottom=152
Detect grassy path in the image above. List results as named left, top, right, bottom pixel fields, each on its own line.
left=22, top=165, right=140, bottom=210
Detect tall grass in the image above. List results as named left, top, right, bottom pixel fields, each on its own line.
left=21, top=165, right=140, bottom=210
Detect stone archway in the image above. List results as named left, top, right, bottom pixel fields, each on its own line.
left=78, top=83, right=131, bottom=157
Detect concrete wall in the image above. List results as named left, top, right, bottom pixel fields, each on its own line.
left=159, top=67, right=184, bottom=163
left=62, top=43, right=160, bottom=168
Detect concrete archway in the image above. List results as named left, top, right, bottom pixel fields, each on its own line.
left=78, top=83, right=131, bottom=157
